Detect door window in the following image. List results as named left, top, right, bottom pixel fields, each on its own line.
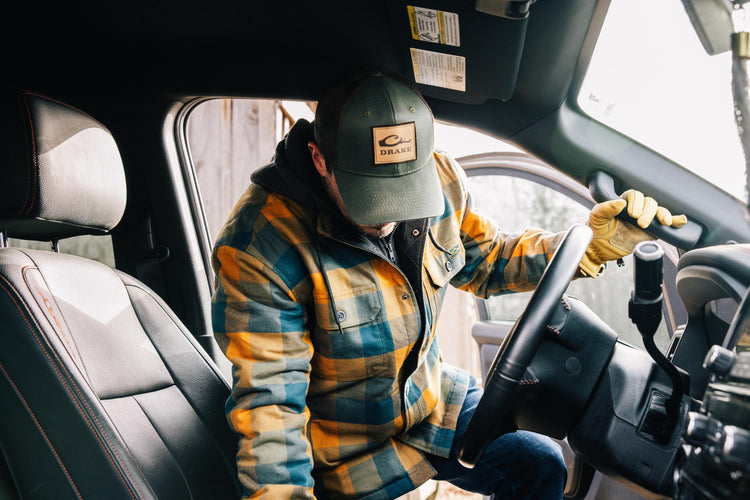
left=187, top=98, right=314, bottom=243
left=464, top=171, right=672, bottom=351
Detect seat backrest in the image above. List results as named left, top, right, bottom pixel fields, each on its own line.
left=0, top=92, right=240, bottom=499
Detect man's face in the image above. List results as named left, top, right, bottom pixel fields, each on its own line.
left=309, top=142, right=397, bottom=238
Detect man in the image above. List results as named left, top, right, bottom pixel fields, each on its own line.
left=211, top=71, right=685, bottom=499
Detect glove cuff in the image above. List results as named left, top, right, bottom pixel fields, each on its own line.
left=579, top=252, right=605, bottom=278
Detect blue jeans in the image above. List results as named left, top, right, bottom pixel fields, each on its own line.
left=426, top=378, right=566, bottom=499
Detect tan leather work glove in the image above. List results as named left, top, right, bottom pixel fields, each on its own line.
left=579, top=189, right=688, bottom=277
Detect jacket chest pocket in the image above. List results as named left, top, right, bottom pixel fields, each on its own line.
left=424, top=234, right=464, bottom=288
left=423, top=232, right=465, bottom=316
left=311, top=285, right=391, bottom=381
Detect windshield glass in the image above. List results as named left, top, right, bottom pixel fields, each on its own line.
left=579, top=0, right=745, bottom=200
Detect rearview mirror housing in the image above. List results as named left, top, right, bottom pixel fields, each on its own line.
left=681, top=0, right=734, bottom=55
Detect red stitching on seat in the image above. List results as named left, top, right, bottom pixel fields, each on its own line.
left=561, top=297, right=571, bottom=311
left=0, top=360, right=83, bottom=499
left=0, top=276, right=142, bottom=499
left=545, top=325, right=561, bottom=337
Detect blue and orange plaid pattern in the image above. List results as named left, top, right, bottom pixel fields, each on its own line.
left=212, top=152, right=564, bottom=499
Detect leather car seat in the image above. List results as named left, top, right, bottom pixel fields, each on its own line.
left=0, top=92, right=241, bottom=499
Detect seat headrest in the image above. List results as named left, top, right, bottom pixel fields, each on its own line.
left=0, top=92, right=126, bottom=241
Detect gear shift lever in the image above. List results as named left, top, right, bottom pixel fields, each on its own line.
left=629, top=241, right=685, bottom=444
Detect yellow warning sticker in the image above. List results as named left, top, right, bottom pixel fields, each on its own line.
left=407, top=6, right=460, bottom=47
left=410, top=48, right=466, bottom=92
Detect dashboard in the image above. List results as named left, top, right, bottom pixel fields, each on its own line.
left=673, top=244, right=750, bottom=396
left=671, top=243, right=750, bottom=499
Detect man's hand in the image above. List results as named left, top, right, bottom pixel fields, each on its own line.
left=579, top=189, right=687, bottom=277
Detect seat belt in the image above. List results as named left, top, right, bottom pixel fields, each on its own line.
left=134, top=213, right=170, bottom=299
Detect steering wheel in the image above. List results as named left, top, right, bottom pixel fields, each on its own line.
left=458, top=223, right=593, bottom=468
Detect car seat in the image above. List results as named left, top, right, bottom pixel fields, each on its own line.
left=0, top=92, right=241, bottom=499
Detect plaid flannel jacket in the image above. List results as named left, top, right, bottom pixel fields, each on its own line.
left=212, top=124, right=564, bottom=499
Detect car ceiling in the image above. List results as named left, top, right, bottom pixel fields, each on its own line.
left=4, top=0, right=599, bottom=139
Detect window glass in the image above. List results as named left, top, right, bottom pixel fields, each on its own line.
left=188, top=99, right=314, bottom=242
left=465, top=174, right=670, bottom=351
left=188, top=99, right=285, bottom=241
left=8, top=235, right=115, bottom=267
left=578, top=0, right=744, bottom=200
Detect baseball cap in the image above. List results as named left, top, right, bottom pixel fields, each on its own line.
left=313, top=71, right=443, bottom=225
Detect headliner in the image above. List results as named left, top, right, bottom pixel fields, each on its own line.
left=3, top=0, right=600, bottom=139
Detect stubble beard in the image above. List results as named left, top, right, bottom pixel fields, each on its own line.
left=357, top=221, right=398, bottom=238
left=319, top=172, right=398, bottom=238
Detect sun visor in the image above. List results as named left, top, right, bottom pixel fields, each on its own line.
left=387, top=1, right=530, bottom=104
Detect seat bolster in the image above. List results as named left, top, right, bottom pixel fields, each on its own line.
left=0, top=249, right=157, bottom=500
left=118, top=272, right=240, bottom=498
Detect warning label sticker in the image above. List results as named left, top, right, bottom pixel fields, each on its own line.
left=410, top=48, right=466, bottom=92
left=408, top=6, right=460, bottom=47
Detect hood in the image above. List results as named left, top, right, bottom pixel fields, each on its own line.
left=251, top=119, right=342, bottom=220
left=252, top=119, right=356, bottom=335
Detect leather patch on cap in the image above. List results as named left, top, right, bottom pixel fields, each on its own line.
left=372, top=122, right=417, bottom=165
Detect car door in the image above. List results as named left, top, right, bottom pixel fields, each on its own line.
left=456, top=151, right=685, bottom=500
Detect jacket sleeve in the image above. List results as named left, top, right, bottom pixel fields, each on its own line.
left=212, top=243, right=315, bottom=499
left=435, top=153, right=567, bottom=298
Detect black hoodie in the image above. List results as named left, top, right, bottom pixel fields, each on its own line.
left=251, top=119, right=343, bottom=225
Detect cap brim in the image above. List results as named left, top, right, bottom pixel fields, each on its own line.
left=335, top=155, right=444, bottom=225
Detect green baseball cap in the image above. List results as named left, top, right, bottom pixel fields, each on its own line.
left=313, top=71, right=443, bottom=225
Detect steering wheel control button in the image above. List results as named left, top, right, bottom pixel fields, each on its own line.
left=704, top=345, right=736, bottom=377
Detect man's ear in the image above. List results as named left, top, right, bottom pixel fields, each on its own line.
left=308, top=141, right=328, bottom=177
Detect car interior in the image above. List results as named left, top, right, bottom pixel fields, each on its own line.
left=2, top=0, right=750, bottom=499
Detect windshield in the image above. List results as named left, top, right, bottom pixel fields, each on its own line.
left=579, top=0, right=745, bottom=201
